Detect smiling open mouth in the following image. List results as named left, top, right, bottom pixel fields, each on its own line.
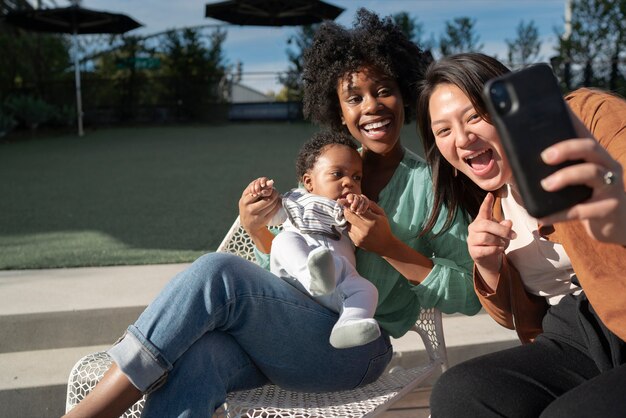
left=465, top=149, right=493, bottom=171
left=362, top=119, right=391, bottom=133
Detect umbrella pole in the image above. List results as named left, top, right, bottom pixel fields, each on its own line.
left=73, top=32, right=84, bottom=136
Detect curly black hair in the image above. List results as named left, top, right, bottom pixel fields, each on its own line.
left=302, top=8, right=428, bottom=131
left=295, top=130, right=358, bottom=181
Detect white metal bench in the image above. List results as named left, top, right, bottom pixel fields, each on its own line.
left=66, top=216, right=448, bottom=417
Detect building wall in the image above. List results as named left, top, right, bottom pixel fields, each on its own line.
left=231, top=83, right=273, bottom=103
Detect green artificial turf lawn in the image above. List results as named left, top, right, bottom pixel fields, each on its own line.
left=0, top=122, right=422, bottom=269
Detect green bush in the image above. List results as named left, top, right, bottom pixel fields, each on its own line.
left=51, top=104, right=76, bottom=127
left=0, top=109, right=16, bottom=137
left=4, top=95, right=56, bottom=131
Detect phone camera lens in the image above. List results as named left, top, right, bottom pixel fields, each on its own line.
left=490, top=83, right=511, bottom=114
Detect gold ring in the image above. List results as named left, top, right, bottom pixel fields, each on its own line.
left=603, top=170, right=616, bottom=186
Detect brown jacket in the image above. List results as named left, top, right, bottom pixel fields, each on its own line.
left=475, top=88, right=626, bottom=344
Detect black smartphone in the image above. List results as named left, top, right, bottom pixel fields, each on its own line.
left=483, top=63, right=592, bottom=218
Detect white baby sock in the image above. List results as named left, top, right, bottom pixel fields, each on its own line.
left=307, top=247, right=336, bottom=296
left=330, top=318, right=381, bottom=349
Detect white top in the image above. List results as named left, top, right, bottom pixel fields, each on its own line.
left=501, top=184, right=582, bottom=305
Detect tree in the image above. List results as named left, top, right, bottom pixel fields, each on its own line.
left=605, top=0, right=626, bottom=91
left=506, top=20, right=542, bottom=68
left=279, top=24, right=318, bottom=101
left=274, top=85, right=292, bottom=102
left=553, top=0, right=626, bottom=95
left=75, top=27, right=228, bottom=122
left=97, top=36, right=154, bottom=119
left=161, top=28, right=227, bottom=84
left=0, top=29, right=70, bottom=100
left=159, top=27, right=228, bottom=118
left=439, top=17, right=483, bottom=56
left=392, top=12, right=434, bottom=51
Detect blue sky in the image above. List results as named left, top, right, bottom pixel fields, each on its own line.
left=81, top=0, right=569, bottom=94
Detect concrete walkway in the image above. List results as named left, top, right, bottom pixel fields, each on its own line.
left=0, top=263, right=520, bottom=417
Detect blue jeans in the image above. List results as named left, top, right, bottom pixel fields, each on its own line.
left=109, top=252, right=392, bottom=417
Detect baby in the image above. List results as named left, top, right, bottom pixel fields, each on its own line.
left=251, top=131, right=380, bottom=349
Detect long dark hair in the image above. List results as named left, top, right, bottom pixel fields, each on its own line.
left=417, top=53, right=511, bottom=234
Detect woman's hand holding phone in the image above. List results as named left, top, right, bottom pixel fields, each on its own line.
left=538, top=130, right=626, bottom=246
left=483, top=64, right=592, bottom=218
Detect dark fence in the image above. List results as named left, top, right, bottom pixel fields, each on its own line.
left=228, top=101, right=302, bottom=121
left=3, top=75, right=302, bottom=129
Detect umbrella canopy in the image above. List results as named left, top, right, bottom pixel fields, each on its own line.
left=5, top=6, right=142, bottom=35
left=205, top=0, right=344, bottom=26
left=5, top=6, right=142, bottom=136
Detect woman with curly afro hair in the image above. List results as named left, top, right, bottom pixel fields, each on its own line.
left=295, top=7, right=481, bottom=336
left=65, top=9, right=480, bottom=418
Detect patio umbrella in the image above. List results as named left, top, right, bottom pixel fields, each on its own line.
left=205, top=0, right=344, bottom=26
left=5, top=5, right=142, bottom=136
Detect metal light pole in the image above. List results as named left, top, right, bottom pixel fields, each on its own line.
left=563, top=0, right=572, bottom=90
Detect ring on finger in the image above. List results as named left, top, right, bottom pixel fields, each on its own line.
left=603, top=170, right=616, bottom=186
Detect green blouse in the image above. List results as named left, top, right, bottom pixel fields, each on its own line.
left=257, top=148, right=481, bottom=338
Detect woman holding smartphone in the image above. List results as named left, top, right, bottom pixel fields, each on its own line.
left=416, top=53, right=626, bottom=417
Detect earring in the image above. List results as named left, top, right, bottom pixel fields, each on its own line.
left=453, top=167, right=458, bottom=177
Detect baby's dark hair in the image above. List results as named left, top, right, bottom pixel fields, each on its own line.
left=302, top=8, right=428, bottom=131
left=295, top=130, right=358, bottom=180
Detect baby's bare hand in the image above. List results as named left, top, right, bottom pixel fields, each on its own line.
left=248, top=178, right=275, bottom=199
left=340, top=193, right=370, bottom=215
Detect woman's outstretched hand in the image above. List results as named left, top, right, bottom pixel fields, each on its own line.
left=238, top=177, right=281, bottom=252
left=468, top=192, right=516, bottom=287
left=344, top=200, right=434, bottom=283
left=539, top=137, right=626, bottom=246
left=344, top=201, right=393, bottom=254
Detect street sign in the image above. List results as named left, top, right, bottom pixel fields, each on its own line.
left=116, top=57, right=161, bottom=70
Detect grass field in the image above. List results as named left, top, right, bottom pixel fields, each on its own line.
left=0, top=122, right=422, bottom=269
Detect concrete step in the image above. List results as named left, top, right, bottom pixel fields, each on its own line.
left=0, top=263, right=519, bottom=354
left=1, top=313, right=517, bottom=390
left=0, top=263, right=188, bottom=353
left=0, top=313, right=519, bottom=418
left=0, top=307, right=142, bottom=353
left=0, top=345, right=110, bottom=418
left=0, top=264, right=520, bottom=418
left=0, top=264, right=189, bottom=418
left=0, top=263, right=189, bottom=316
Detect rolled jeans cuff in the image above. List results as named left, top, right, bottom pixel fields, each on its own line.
left=107, top=326, right=172, bottom=393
